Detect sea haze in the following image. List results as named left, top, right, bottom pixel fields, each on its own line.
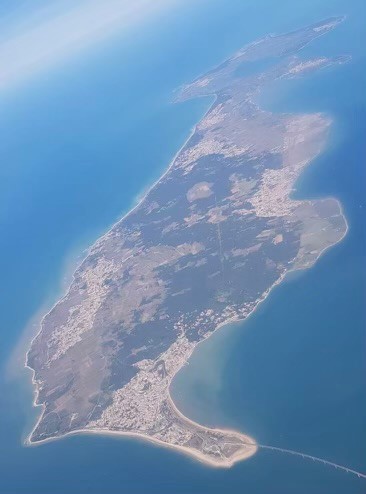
left=0, top=0, right=365, bottom=493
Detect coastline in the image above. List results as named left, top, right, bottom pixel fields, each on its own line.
left=8, top=240, right=93, bottom=380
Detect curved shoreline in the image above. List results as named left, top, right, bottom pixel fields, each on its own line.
left=23, top=17, right=349, bottom=466
left=25, top=389, right=258, bottom=468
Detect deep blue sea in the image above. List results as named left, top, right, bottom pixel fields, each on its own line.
left=0, top=0, right=365, bottom=493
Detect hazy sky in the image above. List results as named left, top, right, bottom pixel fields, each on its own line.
left=0, top=0, right=179, bottom=90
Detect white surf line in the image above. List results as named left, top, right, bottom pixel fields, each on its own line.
left=257, top=444, right=366, bottom=480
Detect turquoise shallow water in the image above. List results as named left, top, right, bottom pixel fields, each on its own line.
left=0, top=1, right=365, bottom=493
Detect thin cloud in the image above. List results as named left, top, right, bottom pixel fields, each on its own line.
left=0, top=0, right=177, bottom=89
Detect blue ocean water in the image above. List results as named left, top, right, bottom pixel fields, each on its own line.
left=0, top=0, right=365, bottom=493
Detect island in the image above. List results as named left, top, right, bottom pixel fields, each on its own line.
left=26, top=16, right=348, bottom=467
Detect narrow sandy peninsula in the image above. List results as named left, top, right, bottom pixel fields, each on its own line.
left=26, top=16, right=348, bottom=467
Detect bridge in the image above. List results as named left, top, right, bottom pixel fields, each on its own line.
left=254, top=443, right=366, bottom=480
